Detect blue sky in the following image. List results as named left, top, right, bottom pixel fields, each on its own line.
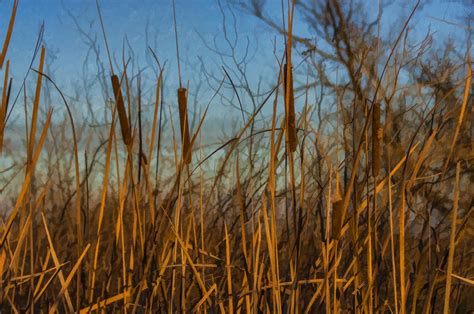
left=3, top=0, right=468, bottom=78
left=0, top=0, right=470, bottom=122
left=3, top=0, right=275, bottom=85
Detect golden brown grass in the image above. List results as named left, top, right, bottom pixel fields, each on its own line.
left=0, top=1, right=473, bottom=313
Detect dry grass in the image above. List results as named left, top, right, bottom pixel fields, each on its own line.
left=0, top=0, right=473, bottom=312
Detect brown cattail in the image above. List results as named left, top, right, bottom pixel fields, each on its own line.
left=178, top=87, right=191, bottom=164
left=372, top=102, right=382, bottom=177
left=0, top=60, right=11, bottom=154
left=332, top=200, right=343, bottom=240
left=332, top=173, right=343, bottom=239
left=111, top=74, right=132, bottom=146
left=283, top=63, right=297, bottom=153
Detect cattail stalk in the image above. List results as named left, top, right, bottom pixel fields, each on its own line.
left=443, top=162, right=461, bottom=313
left=284, top=63, right=297, bottom=152
left=111, top=74, right=132, bottom=146
left=332, top=173, right=343, bottom=240
left=372, top=102, right=382, bottom=177
left=0, top=60, right=11, bottom=154
left=178, top=87, right=191, bottom=164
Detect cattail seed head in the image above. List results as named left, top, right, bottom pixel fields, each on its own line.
left=332, top=199, right=343, bottom=240
left=178, top=87, right=191, bottom=164
left=284, top=63, right=297, bottom=153
left=332, top=173, right=343, bottom=240
left=111, top=74, right=132, bottom=146
left=372, top=102, right=382, bottom=177
left=0, top=60, right=10, bottom=154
